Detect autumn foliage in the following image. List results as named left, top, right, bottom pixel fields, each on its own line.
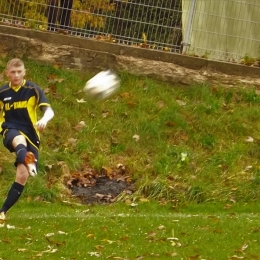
left=0, top=0, right=115, bottom=29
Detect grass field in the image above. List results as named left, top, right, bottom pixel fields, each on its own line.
left=1, top=201, right=260, bottom=259
left=0, top=59, right=260, bottom=259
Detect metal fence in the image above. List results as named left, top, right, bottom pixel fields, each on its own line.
left=0, top=0, right=260, bottom=64
left=183, top=0, right=260, bottom=63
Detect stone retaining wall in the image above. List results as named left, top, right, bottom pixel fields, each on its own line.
left=0, top=25, right=259, bottom=87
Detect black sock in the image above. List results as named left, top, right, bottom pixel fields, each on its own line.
left=15, top=144, right=27, bottom=165
left=0, top=182, right=24, bottom=213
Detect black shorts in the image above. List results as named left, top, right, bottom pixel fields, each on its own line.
left=2, top=129, right=39, bottom=167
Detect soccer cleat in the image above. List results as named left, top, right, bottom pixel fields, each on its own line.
left=25, top=152, right=37, bottom=177
left=0, top=211, right=6, bottom=223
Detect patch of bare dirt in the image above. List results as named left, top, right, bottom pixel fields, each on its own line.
left=65, top=163, right=135, bottom=204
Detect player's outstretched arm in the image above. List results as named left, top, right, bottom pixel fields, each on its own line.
left=35, top=106, right=54, bottom=132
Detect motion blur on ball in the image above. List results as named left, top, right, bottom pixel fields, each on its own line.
left=83, top=70, right=120, bottom=100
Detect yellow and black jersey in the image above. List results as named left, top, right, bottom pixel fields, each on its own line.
left=0, top=80, right=51, bottom=149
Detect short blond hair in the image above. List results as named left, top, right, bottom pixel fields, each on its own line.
left=6, top=58, right=25, bottom=70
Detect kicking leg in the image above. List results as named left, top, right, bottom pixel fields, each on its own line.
left=0, top=134, right=36, bottom=218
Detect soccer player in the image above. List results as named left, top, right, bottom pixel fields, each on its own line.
left=0, top=58, right=54, bottom=222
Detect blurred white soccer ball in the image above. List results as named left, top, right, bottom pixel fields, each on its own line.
left=83, top=70, right=120, bottom=100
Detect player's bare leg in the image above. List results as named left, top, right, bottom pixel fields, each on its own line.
left=0, top=135, right=37, bottom=220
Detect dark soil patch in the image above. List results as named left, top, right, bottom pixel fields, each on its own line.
left=71, top=176, right=135, bottom=204
left=65, top=164, right=135, bottom=204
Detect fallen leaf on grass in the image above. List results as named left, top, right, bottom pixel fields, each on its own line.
left=101, top=239, right=116, bottom=244
left=120, top=92, right=132, bottom=98
left=127, top=101, right=136, bottom=107
left=17, top=248, right=27, bottom=252
left=106, top=256, right=129, bottom=260
left=119, top=236, right=129, bottom=241
left=101, top=166, right=113, bottom=179
left=235, top=243, right=248, bottom=253
left=166, top=252, right=178, bottom=257
left=116, top=175, right=130, bottom=183
left=169, top=240, right=182, bottom=247
left=245, top=136, right=254, bottom=142
left=57, top=231, right=67, bottom=235
left=139, top=198, right=149, bottom=202
left=176, top=99, right=186, bottom=106
left=77, top=98, right=87, bottom=103
left=181, top=152, right=187, bottom=161
left=74, top=121, right=86, bottom=131
left=88, top=251, right=102, bottom=257
left=47, top=85, right=57, bottom=95
left=156, top=100, right=165, bottom=109
left=241, top=244, right=248, bottom=251
left=1, top=238, right=11, bottom=243
left=224, top=204, right=232, bottom=209
left=102, top=110, right=110, bottom=118
left=146, top=231, right=157, bottom=238
left=188, top=255, right=200, bottom=260
left=35, top=246, right=58, bottom=255
left=167, top=237, right=179, bottom=241
left=95, top=193, right=106, bottom=199
left=252, top=227, right=260, bottom=233
left=166, top=121, right=175, bottom=127
left=45, top=236, right=66, bottom=246
left=228, top=256, right=244, bottom=260
left=132, top=134, right=140, bottom=142
left=47, top=75, right=64, bottom=84
left=53, top=63, right=62, bottom=69
left=167, top=228, right=181, bottom=247
left=67, top=138, right=77, bottom=146
left=45, top=233, right=55, bottom=237
left=45, top=164, right=54, bottom=170
left=212, top=228, right=222, bottom=233
left=244, top=165, right=252, bottom=171
left=6, top=224, right=15, bottom=229
left=158, top=225, right=166, bottom=230
left=95, top=245, right=104, bottom=251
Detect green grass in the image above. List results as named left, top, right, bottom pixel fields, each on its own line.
left=1, top=59, right=260, bottom=258
left=1, top=201, right=260, bottom=260
left=1, top=59, right=260, bottom=203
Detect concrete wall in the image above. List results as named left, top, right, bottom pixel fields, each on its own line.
left=0, top=25, right=260, bottom=87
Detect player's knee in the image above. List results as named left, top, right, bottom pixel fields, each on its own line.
left=12, top=135, right=27, bottom=147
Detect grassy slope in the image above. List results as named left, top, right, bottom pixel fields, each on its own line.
left=1, top=59, right=260, bottom=204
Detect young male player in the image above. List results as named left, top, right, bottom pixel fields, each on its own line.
left=0, top=58, right=54, bottom=222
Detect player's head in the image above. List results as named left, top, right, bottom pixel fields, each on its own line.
left=6, top=58, right=26, bottom=86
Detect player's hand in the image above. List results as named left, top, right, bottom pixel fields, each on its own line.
left=35, top=118, right=47, bottom=132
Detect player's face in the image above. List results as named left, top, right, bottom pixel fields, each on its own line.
left=6, top=65, right=26, bottom=86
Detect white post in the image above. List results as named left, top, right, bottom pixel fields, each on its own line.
left=182, top=0, right=197, bottom=54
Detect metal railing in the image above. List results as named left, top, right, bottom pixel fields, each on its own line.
left=0, top=0, right=260, bottom=64
left=0, top=0, right=182, bottom=52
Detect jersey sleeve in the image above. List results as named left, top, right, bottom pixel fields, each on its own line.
left=33, top=84, right=51, bottom=107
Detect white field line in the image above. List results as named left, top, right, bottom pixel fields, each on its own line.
left=14, top=212, right=260, bottom=219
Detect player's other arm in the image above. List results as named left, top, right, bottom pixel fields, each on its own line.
left=35, top=106, right=54, bottom=132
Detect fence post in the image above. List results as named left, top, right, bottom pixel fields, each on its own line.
left=182, top=0, right=197, bottom=54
